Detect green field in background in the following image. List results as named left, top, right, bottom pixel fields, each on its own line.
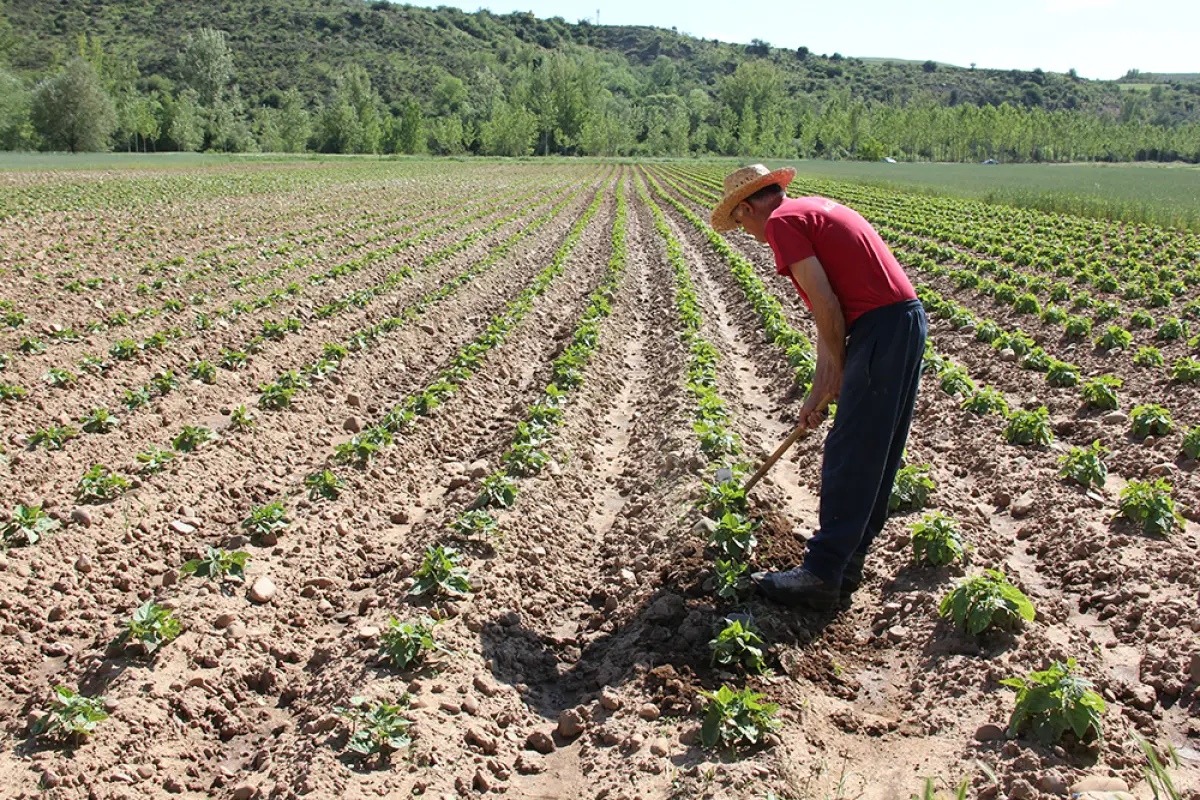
left=763, top=159, right=1200, bottom=232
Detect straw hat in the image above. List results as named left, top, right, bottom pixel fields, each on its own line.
left=709, top=163, right=796, bottom=232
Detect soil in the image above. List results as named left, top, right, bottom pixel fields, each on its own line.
left=0, top=161, right=1197, bottom=800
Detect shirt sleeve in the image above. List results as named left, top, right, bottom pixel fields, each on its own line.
left=765, top=216, right=816, bottom=276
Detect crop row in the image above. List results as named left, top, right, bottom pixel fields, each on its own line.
left=45, top=181, right=597, bottom=506
left=0, top=178, right=570, bottom=429
left=642, top=167, right=1129, bottom=754
left=0, top=175, right=560, bottom=385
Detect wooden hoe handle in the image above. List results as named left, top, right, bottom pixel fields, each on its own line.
left=743, top=394, right=835, bottom=493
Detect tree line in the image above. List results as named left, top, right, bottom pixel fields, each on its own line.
left=2, top=26, right=1198, bottom=163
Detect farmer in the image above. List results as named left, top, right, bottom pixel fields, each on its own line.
left=710, top=164, right=927, bottom=611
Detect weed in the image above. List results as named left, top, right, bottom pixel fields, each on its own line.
left=939, top=569, right=1035, bottom=634
left=1002, top=658, right=1104, bottom=744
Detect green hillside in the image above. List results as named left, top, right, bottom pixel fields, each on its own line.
left=2, top=0, right=1199, bottom=161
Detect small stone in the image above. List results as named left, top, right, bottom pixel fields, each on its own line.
left=473, top=675, right=501, bottom=697
left=161, top=569, right=177, bottom=587
left=169, top=520, right=196, bottom=535
left=343, top=416, right=363, bottom=433
left=226, top=622, right=247, bottom=639
left=249, top=577, right=276, bottom=604
left=357, top=626, right=379, bottom=641
left=558, top=708, right=586, bottom=738
left=232, top=786, right=255, bottom=800
left=346, top=393, right=362, bottom=408
left=1128, top=684, right=1156, bottom=711
left=1040, top=772, right=1069, bottom=796
left=974, top=723, right=1005, bottom=742
left=1071, top=777, right=1130, bottom=793
left=691, top=517, right=718, bottom=536
left=599, top=689, right=621, bottom=711
left=650, top=738, right=670, bottom=757
left=472, top=770, right=491, bottom=792
left=389, top=509, right=409, bottom=525
left=419, top=323, right=437, bottom=336
left=1011, top=493, right=1036, bottom=517
left=466, top=727, right=499, bottom=755
left=1102, top=411, right=1129, bottom=425
left=74, top=556, right=92, bottom=573
left=41, top=770, right=62, bottom=789
left=70, top=508, right=92, bottom=527
left=998, top=348, right=1017, bottom=362
left=448, top=474, right=470, bottom=490
left=1188, top=653, right=1200, bottom=684
left=1148, top=463, right=1177, bottom=477
left=1009, top=778, right=1035, bottom=800
left=526, top=730, right=556, bottom=754
left=214, top=613, right=236, bottom=629
left=885, top=625, right=908, bottom=643
left=638, top=703, right=661, bottom=721
left=163, top=777, right=184, bottom=793
left=136, top=765, right=155, bottom=780
left=467, top=459, right=489, bottom=479
left=461, top=696, right=479, bottom=715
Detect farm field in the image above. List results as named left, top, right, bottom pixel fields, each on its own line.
left=0, top=159, right=1197, bottom=800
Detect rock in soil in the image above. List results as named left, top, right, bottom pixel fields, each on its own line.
left=249, top=577, right=276, bottom=604
left=558, top=708, right=586, bottom=738
left=525, top=730, right=555, bottom=754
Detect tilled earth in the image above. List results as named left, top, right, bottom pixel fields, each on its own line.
left=0, top=160, right=1197, bottom=800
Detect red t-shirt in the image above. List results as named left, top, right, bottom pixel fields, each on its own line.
left=765, top=197, right=916, bottom=326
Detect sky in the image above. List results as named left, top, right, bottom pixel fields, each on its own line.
left=405, top=0, right=1197, bottom=81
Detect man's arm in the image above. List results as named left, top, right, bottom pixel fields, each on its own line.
left=787, top=256, right=845, bottom=428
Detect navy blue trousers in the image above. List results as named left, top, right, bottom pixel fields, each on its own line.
left=802, top=299, right=927, bottom=585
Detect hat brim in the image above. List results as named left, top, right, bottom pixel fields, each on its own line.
left=709, top=168, right=796, bottom=232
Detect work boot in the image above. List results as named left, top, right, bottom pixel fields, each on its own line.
left=751, top=566, right=839, bottom=612
left=839, top=552, right=868, bottom=602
